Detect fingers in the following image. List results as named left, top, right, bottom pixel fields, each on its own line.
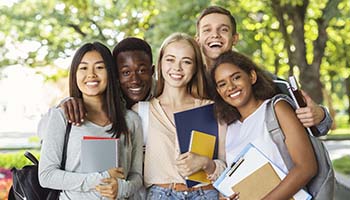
left=96, top=178, right=118, bottom=199
left=64, top=99, right=76, bottom=125
left=300, top=90, right=313, bottom=105
left=77, top=98, right=86, bottom=123
left=219, top=192, right=240, bottom=200
left=61, top=98, right=86, bottom=126
left=108, top=168, right=125, bottom=179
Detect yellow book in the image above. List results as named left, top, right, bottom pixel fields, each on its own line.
left=187, top=130, right=216, bottom=183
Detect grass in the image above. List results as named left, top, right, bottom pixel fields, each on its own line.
left=333, top=155, right=350, bottom=175
left=325, top=128, right=350, bottom=140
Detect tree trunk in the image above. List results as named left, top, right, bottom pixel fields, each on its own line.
left=299, top=65, right=323, bottom=103
left=345, top=76, right=350, bottom=124
left=270, top=0, right=341, bottom=104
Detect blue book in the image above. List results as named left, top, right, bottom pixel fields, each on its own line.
left=174, top=103, right=219, bottom=187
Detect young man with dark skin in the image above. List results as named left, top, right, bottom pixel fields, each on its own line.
left=60, top=37, right=154, bottom=126
left=195, top=5, right=333, bottom=135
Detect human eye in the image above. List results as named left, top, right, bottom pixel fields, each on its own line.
left=232, top=74, right=241, bottom=81
left=217, top=81, right=226, bottom=88
left=183, top=59, right=193, bottom=65
left=78, top=65, right=87, bottom=70
left=96, top=65, right=105, bottom=70
left=137, top=66, right=147, bottom=74
left=165, top=58, right=174, bottom=62
left=121, top=70, right=130, bottom=76
left=221, top=27, right=229, bottom=32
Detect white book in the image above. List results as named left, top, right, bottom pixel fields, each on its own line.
left=81, top=136, right=119, bottom=173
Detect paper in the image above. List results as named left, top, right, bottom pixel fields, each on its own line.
left=81, top=136, right=119, bottom=173
left=214, top=143, right=311, bottom=200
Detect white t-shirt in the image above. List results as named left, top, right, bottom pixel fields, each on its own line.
left=225, top=100, right=288, bottom=173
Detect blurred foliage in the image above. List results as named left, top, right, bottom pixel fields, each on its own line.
left=333, top=155, right=350, bottom=175
left=0, top=150, right=40, bottom=169
left=0, top=0, right=349, bottom=118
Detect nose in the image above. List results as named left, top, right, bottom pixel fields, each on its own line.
left=227, top=80, right=236, bottom=90
left=87, top=68, right=97, bottom=78
left=130, top=72, right=141, bottom=83
left=211, top=29, right=221, bottom=38
left=174, top=61, right=183, bottom=71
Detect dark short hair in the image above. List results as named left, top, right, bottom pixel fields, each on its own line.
left=196, top=6, right=237, bottom=36
left=112, top=37, right=153, bottom=65
left=69, top=42, right=128, bottom=139
left=210, top=50, right=277, bottom=124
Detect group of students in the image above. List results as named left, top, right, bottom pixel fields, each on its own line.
left=37, top=5, right=333, bottom=200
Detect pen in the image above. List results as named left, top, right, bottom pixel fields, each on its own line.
left=226, top=157, right=244, bottom=177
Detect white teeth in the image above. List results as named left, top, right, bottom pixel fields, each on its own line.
left=170, top=74, right=182, bottom=79
left=209, top=42, right=222, bottom=48
left=129, top=87, right=142, bottom=92
left=230, top=91, right=241, bottom=98
left=86, top=82, right=98, bottom=86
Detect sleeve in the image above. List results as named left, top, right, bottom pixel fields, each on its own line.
left=37, top=97, right=71, bottom=139
left=315, top=105, right=333, bottom=136
left=38, top=108, right=110, bottom=192
left=116, top=111, right=144, bottom=199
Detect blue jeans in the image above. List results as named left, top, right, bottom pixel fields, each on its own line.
left=146, top=185, right=219, bottom=200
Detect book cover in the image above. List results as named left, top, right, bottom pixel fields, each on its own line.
left=174, top=103, right=219, bottom=187
left=187, top=130, right=216, bottom=184
left=214, top=143, right=311, bottom=200
left=231, top=163, right=286, bottom=200
left=81, top=136, right=119, bottom=173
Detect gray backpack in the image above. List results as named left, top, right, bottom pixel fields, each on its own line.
left=265, top=94, right=335, bottom=200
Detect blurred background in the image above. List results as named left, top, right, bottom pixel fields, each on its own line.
left=0, top=0, right=349, bottom=199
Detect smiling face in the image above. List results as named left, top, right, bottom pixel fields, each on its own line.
left=196, top=13, right=239, bottom=68
left=160, top=40, right=196, bottom=89
left=76, top=51, right=108, bottom=98
left=214, top=63, right=257, bottom=109
left=117, top=50, right=153, bottom=105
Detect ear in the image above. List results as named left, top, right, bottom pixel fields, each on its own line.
left=232, top=33, right=239, bottom=46
left=250, top=70, right=257, bottom=85
left=195, top=35, right=200, bottom=44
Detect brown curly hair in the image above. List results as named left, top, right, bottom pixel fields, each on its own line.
left=210, top=50, right=277, bottom=124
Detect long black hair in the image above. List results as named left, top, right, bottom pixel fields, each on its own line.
left=69, top=42, right=128, bottom=139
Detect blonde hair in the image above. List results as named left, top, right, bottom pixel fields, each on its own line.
left=155, top=32, right=208, bottom=98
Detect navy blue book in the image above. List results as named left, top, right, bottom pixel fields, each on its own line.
left=174, top=103, right=219, bottom=187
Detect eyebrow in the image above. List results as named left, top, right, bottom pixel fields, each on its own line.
left=164, top=54, right=193, bottom=61
left=79, top=60, right=104, bottom=65
left=201, top=23, right=231, bottom=29
left=216, top=71, right=240, bottom=84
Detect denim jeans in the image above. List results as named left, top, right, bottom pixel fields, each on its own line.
left=146, top=185, right=219, bottom=200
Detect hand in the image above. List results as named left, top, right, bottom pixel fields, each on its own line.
left=108, top=167, right=125, bottom=179
left=295, top=90, right=325, bottom=127
left=96, top=178, right=118, bottom=200
left=219, top=192, right=240, bottom=200
left=176, top=152, right=209, bottom=177
left=60, top=97, right=86, bottom=126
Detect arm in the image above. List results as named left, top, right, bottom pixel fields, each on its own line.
left=263, top=101, right=317, bottom=200
left=38, top=108, right=109, bottom=192
left=295, top=90, right=333, bottom=136
left=115, top=111, right=143, bottom=199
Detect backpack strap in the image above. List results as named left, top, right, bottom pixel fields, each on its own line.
left=138, top=101, right=149, bottom=144
left=265, top=94, right=294, bottom=170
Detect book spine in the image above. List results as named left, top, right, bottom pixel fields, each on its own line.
left=289, top=76, right=321, bottom=137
